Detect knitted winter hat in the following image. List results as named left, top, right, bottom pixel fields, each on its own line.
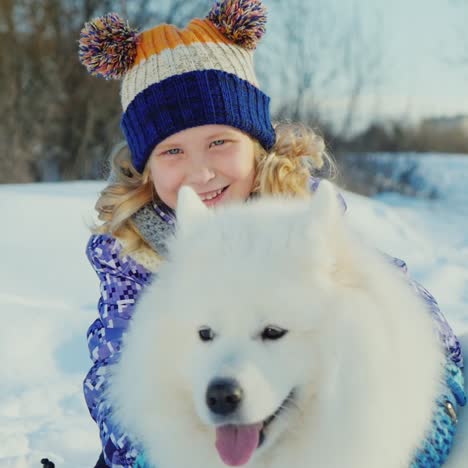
left=79, top=0, right=276, bottom=173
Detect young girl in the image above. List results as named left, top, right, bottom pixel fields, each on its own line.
left=79, top=1, right=465, bottom=466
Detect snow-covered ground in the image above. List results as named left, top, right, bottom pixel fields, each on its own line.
left=1, top=154, right=467, bottom=467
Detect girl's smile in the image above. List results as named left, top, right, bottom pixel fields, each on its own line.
left=197, top=185, right=230, bottom=206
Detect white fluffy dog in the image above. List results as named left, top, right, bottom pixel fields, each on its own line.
left=110, top=181, right=466, bottom=468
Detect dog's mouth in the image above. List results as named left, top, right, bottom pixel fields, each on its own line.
left=215, top=389, right=295, bottom=467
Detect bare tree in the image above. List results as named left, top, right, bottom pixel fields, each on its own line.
left=258, top=0, right=338, bottom=123
left=336, top=3, right=382, bottom=139
left=257, top=0, right=383, bottom=140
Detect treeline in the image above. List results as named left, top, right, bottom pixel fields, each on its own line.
left=336, top=121, right=468, bottom=155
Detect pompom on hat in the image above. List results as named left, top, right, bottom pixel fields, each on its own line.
left=79, top=0, right=276, bottom=173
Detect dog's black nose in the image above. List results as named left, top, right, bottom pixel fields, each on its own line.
left=206, top=378, right=243, bottom=415
left=40, top=459, right=55, bottom=468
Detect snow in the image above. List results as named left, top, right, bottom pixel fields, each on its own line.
left=1, top=182, right=102, bottom=467
left=1, top=155, right=467, bottom=467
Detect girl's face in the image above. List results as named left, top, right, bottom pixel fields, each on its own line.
left=148, top=124, right=256, bottom=209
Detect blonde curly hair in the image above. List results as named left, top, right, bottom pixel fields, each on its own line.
left=94, top=122, right=337, bottom=255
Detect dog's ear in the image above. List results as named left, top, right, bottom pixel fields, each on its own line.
left=309, top=180, right=340, bottom=226
left=289, top=180, right=340, bottom=248
left=306, top=181, right=365, bottom=287
left=289, top=180, right=344, bottom=278
left=176, top=186, right=211, bottom=236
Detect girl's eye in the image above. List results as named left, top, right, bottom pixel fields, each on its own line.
left=164, top=148, right=181, bottom=155
left=261, top=326, right=288, bottom=341
left=210, top=139, right=225, bottom=147
left=198, top=327, right=215, bottom=342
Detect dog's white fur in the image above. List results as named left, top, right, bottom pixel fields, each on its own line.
left=109, top=181, right=461, bottom=468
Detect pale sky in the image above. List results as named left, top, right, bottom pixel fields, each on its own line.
left=364, top=0, right=467, bottom=119
left=262, top=0, right=468, bottom=132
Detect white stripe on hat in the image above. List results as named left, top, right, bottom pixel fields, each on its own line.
left=121, top=42, right=258, bottom=111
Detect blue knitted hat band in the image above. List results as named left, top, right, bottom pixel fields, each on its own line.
left=121, top=70, right=275, bottom=173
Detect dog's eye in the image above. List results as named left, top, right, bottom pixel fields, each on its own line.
left=198, top=327, right=215, bottom=342
left=261, top=326, right=288, bottom=341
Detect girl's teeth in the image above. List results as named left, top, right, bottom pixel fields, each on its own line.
left=201, top=188, right=223, bottom=201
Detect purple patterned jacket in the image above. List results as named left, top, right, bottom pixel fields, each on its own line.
left=84, top=188, right=464, bottom=467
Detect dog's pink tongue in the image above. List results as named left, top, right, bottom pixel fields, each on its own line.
left=215, top=423, right=262, bottom=466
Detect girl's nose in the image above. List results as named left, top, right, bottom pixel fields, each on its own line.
left=185, top=158, right=216, bottom=186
